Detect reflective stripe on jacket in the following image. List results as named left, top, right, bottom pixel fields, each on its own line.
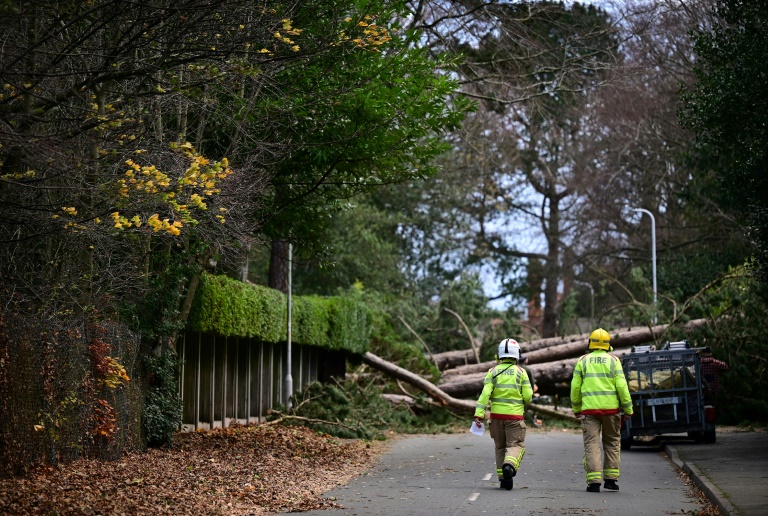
left=570, top=350, right=633, bottom=416
left=474, top=359, right=533, bottom=420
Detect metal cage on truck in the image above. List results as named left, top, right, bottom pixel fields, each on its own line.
left=620, top=341, right=716, bottom=450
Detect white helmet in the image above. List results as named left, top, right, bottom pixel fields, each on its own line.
left=497, top=338, right=520, bottom=360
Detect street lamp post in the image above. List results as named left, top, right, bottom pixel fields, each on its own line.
left=630, top=208, right=657, bottom=324
left=284, top=242, right=293, bottom=409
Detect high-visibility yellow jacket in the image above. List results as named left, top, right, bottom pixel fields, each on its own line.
left=570, top=350, right=633, bottom=416
left=475, top=359, right=533, bottom=420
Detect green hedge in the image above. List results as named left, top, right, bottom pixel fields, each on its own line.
left=187, top=274, right=371, bottom=354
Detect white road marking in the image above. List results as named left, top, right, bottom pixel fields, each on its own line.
left=468, top=492, right=480, bottom=501
left=483, top=473, right=493, bottom=481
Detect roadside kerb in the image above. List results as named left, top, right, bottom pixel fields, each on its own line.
left=664, top=444, right=738, bottom=516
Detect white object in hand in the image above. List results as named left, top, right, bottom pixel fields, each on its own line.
left=469, top=422, right=485, bottom=436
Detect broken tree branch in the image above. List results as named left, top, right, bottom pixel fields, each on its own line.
left=443, top=308, right=480, bottom=364
left=398, top=315, right=437, bottom=364
left=361, top=352, right=579, bottom=423
left=362, top=351, right=474, bottom=412
left=265, top=410, right=360, bottom=432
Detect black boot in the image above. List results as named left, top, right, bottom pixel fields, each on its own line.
left=604, top=479, right=619, bottom=491
left=586, top=483, right=601, bottom=493
left=503, top=463, right=517, bottom=477
left=501, top=464, right=514, bottom=490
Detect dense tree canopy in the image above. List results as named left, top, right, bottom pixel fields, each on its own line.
left=682, top=0, right=768, bottom=284
left=0, top=0, right=467, bottom=330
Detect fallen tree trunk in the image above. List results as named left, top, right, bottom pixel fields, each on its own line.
left=438, top=349, right=637, bottom=398
left=432, top=349, right=480, bottom=371
left=362, top=352, right=476, bottom=413
left=364, top=352, right=579, bottom=423
left=381, top=393, right=418, bottom=408
left=440, top=319, right=709, bottom=379
left=432, top=320, right=709, bottom=371
left=432, top=330, right=622, bottom=370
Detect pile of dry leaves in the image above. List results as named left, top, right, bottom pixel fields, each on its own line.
left=0, top=424, right=386, bottom=514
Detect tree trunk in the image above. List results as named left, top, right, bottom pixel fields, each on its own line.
left=433, top=349, right=479, bottom=371
left=523, top=319, right=707, bottom=364
left=268, top=239, right=290, bottom=293
left=363, top=352, right=579, bottom=422
left=437, top=371, right=488, bottom=398
left=361, top=352, right=475, bottom=412
left=433, top=329, right=611, bottom=371
left=381, top=393, right=418, bottom=408
left=438, top=318, right=710, bottom=396
left=438, top=319, right=709, bottom=378
left=437, top=364, right=585, bottom=398
left=240, top=242, right=251, bottom=282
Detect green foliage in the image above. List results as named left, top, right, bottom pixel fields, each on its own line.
left=293, top=296, right=332, bottom=349
left=279, top=379, right=464, bottom=440
left=557, top=291, right=580, bottom=336
left=188, top=273, right=286, bottom=342
left=658, top=247, right=750, bottom=303
left=430, top=275, right=490, bottom=353
left=356, top=289, right=439, bottom=380
left=327, top=293, right=373, bottom=354
left=259, top=0, right=470, bottom=255
left=382, top=274, right=511, bottom=357
left=142, top=349, right=183, bottom=447
left=663, top=267, right=768, bottom=424
left=682, top=0, right=768, bottom=284
left=187, top=273, right=371, bottom=354
left=291, top=200, right=409, bottom=296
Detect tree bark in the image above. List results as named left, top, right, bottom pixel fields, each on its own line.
left=381, top=393, right=418, bottom=408
left=439, top=319, right=709, bottom=378
left=364, top=352, right=579, bottom=422
left=432, top=349, right=480, bottom=371
left=433, top=330, right=600, bottom=370
left=437, top=352, right=628, bottom=397
left=268, top=239, right=290, bottom=293
left=439, top=318, right=711, bottom=397
left=361, top=352, right=476, bottom=413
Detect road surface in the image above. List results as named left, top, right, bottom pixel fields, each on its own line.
left=303, top=429, right=706, bottom=515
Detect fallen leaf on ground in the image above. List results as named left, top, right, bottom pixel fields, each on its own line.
left=0, top=424, right=385, bottom=514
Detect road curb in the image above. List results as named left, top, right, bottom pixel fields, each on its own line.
left=663, top=444, right=738, bottom=516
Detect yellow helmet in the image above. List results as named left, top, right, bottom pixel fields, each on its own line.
left=588, top=328, right=611, bottom=351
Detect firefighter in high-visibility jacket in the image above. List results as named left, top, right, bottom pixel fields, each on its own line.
left=570, top=328, right=633, bottom=493
left=474, top=338, right=533, bottom=490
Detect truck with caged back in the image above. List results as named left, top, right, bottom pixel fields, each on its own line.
left=620, top=340, right=717, bottom=449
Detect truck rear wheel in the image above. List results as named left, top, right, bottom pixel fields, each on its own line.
left=620, top=436, right=633, bottom=450
left=704, top=429, right=716, bottom=444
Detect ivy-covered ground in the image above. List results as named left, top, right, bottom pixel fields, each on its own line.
left=0, top=424, right=387, bottom=514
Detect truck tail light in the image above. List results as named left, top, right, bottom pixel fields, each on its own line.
left=705, top=406, right=716, bottom=423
